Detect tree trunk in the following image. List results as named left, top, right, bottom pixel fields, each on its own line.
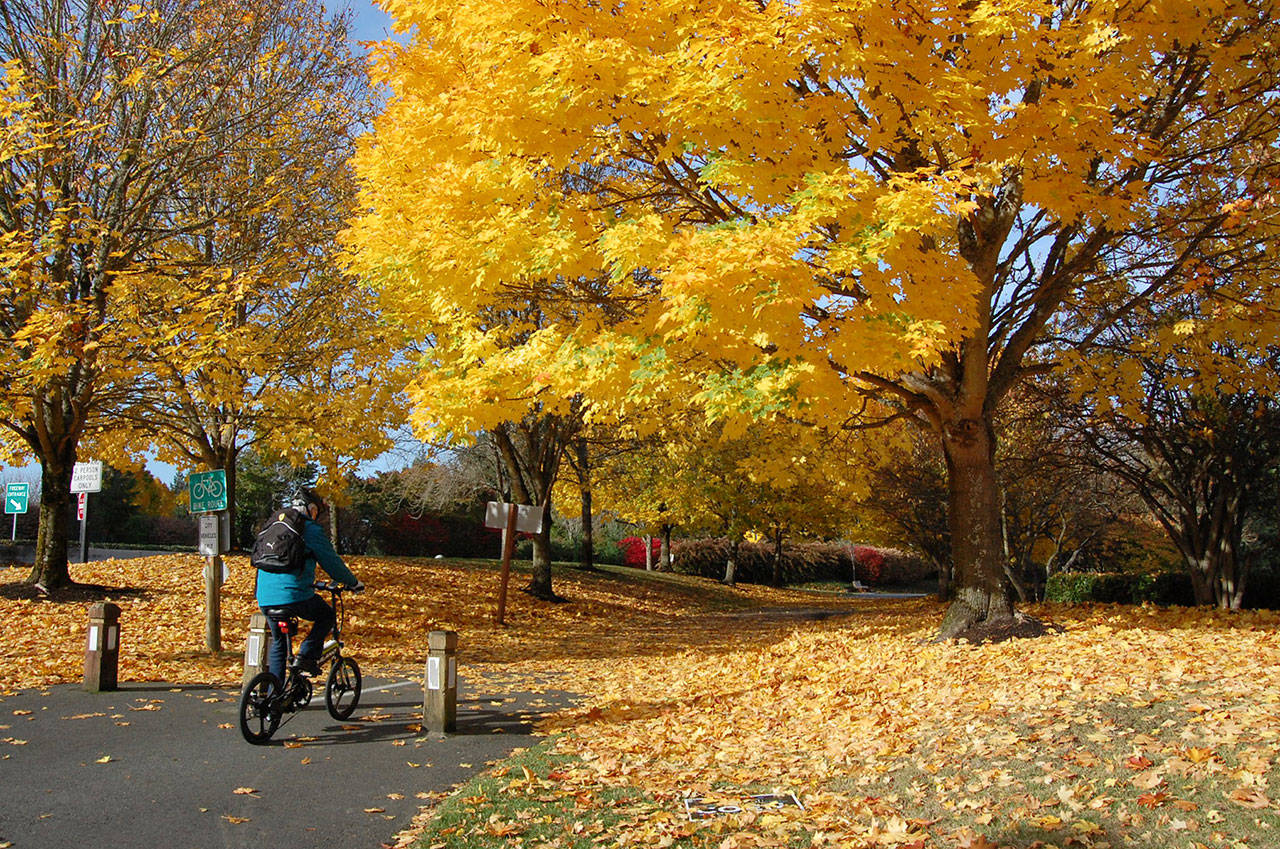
left=659, top=524, right=672, bottom=571
left=999, top=502, right=1030, bottom=603
left=201, top=444, right=240, bottom=549
left=527, top=516, right=556, bottom=600
left=577, top=439, right=594, bottom=569
left=1165, top=500, right=1244, bottom=609
left=938, top=419, right=1016, bottom=639
left=771, top=530, right=784, bottom=587
left=27, top=457, right=76, bottom=589
left=935, top=557, right=952, bottom=600
left=723, top=538, right=739, bottom=586
left=643, top=534, right=653, bottom=571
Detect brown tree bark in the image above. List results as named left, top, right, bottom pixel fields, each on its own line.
left=937, top=418, right=1016, bottom=639
left=723, top=537, right=740, bottom=586
left=493, top=420, right=573, bottom=602
left=528, top=514, right=555, bottom=599
left=771, top=529, right=785, bottom=587
left=28, top=457, right=75, bottom=589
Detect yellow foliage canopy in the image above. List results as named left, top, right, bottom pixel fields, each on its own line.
left=350, top=0, right=1280, bottom=437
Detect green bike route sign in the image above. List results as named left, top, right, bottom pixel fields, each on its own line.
left=189, top=470, right=228, bottom=513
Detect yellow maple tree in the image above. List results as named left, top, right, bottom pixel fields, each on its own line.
left=0, top=0, right=405, bottom=587
left=96, top=0, right=408, bottom=525
left=348, top=0, right=1280, bottom=637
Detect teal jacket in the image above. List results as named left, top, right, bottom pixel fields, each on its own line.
left=255, top=518, right=358, bottom=606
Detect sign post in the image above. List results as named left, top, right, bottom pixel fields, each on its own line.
left=188, top=470, right=229, bottom=652
left=484, top=502, right=545, bottom=625
left=4, top=482, right=29, bottom=541
left=70, top=462, right=103, bottom=564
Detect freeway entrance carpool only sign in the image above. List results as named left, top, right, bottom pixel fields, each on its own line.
left=5, top=481, right=28, bottom=540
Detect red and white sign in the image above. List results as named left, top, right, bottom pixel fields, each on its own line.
left=77, top=492, right=87, bottom=521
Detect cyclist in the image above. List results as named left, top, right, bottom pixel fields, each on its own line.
left=256, top=488, right=363, bottom=680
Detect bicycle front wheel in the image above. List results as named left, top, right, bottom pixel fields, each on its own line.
left=239, top=672, right=282, bottom=744
left=325, top=657, right=361, bottom=720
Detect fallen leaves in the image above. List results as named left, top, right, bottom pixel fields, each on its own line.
left=0, top=555, right=870, bottom=690
left=1228, top=789, right=1272, bottom=809
left=4, top=557, right=1280, bottom=849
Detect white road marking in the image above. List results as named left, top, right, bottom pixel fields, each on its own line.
left=362, top=680, right=420, bottom=695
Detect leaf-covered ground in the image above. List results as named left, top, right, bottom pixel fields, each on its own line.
left=0, top=554, right=866, bottom=690
left=2, top=556, right=1278, bottom=848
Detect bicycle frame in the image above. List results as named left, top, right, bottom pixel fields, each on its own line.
left=267, top=581, right=348, bottom=676
left=239, top=581, right=362, bottom=743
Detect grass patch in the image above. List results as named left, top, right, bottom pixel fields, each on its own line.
left=407, top=739, right=821, bottom=849
left=407, top=740, right=658, bottom=848
left=831, top=693, right=1280, bottom=848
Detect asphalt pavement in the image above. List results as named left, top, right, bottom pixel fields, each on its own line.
left=0, top=674, right=574, bottom=849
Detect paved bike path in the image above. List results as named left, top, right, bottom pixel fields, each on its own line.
left=0, top=675, right=574, bottom=849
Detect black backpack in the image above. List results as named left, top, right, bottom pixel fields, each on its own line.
left=250, top=508, right=308, bottom=574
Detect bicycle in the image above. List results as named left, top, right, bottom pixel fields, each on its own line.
left=238, top=581, right=363, bottom=745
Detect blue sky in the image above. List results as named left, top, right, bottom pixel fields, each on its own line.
left=338, top=0, right=400, bottom=49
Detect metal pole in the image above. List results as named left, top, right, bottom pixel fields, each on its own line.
left=11, top=513, right=15, bottom=541
left=79, top=494, right=88, bottom=564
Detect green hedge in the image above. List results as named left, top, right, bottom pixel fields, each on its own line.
left=1046, top=568, right=1280, bottom=609
left=1045, top=571, right=1196, bottom=606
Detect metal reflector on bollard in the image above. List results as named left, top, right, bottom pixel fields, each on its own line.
left=423, top=630, right=458, bottom=734
left=84, top=602, right=121, bottom=692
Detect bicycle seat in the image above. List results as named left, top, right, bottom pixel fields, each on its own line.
left=261, top=608, right=296, bottom=620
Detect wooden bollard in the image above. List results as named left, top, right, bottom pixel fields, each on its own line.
left=242, top=612, right=271, bottom=687
left=423, top=630, right=458, bottom=734
left=84, top=602, right=121, bottom=692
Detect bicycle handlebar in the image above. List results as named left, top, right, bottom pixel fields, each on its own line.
left=313, top=581, right=363, bottom=594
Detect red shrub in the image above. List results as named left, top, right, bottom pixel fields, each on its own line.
left=619, top=536, right=661, bottom=569
left=852, top=545, right=885, bottom=583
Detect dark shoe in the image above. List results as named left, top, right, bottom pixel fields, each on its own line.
left=296, top=657, right=322, bottom=677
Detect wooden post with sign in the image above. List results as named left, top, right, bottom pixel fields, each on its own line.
left=496, top=503, right=517, bottom=625
left=485, top=501, right=545, bottom=626
left=191, top=471, right=229, bottom=652
left=204, top=559, right=222, bottom=651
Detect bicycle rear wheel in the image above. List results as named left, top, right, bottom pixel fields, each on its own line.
left=239, top=672, right=282, bottom=744
left=324, top=657, right=361, bottom=720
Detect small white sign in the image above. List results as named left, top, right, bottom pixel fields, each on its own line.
left=87, top=624, right=100, bottom=652
left=484, top=502, right=545, bottom=534
left=427, top=656, right=442, bottom=691
left=246, top=634, right=261, bottom=664
left=106, top=625, right=118, bottom=652
left=198, top=513, right=227, bottom=556
left=70, top=461, right=103, bottom=494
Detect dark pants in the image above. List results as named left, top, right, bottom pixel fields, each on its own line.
left=261, top=595, right=334, bottom=681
